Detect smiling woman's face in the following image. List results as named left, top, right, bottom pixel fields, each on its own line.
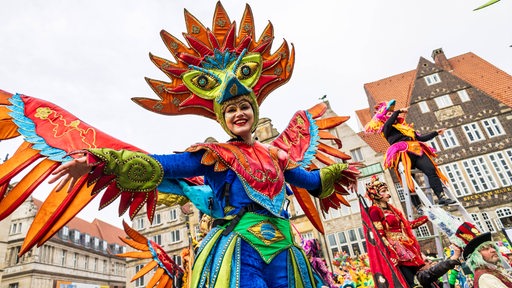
left=223, top=98, right=254, bottom=142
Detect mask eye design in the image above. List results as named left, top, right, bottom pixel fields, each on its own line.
left=182, top=68, right=223, bottom=100
left=190, top=73, right=220, bottom=91
left=236, top=61, right=259, bottom=80
left=229, top=52, right=262, bottom=88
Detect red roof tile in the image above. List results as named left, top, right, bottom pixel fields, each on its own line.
left=363, top=51, right=512, bottom=110
left=450, top=52, right=512, bottom=107
left=363, top=70, right=417, bottom=112
left=357, top=131, right=389, bottom=154
left=32, top=197, right=125, bottom=245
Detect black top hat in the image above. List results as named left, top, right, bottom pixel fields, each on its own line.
left=463, top=232, right=492, bottom=260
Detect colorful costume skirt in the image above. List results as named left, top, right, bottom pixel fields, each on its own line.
left=190, top=212, right=319, bottom=288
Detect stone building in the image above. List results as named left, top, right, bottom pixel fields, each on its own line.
left=0, top=196, right=127, bottom=288
left=358, top=48, right=512, bottom=248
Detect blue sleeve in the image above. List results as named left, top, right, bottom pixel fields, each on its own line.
left=284, top=166, right=321, bottom=191
left=151, top=151, right=211, bottom=178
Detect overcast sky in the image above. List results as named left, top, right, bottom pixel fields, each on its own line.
left=1, top=0, right=510, bottom=227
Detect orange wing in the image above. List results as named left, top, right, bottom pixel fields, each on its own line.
left=0, top=90, right=155, bottom=255
left=271, top=102, right=360, bottom=234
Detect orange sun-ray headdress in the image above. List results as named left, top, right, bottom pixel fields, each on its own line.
left=132, top=1, right=295, bottom=136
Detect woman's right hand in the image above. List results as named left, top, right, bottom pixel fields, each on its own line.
left=48, top=156, right=92, bottom=192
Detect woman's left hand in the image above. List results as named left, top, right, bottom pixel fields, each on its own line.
left=48, top=156, right=92, bottom=192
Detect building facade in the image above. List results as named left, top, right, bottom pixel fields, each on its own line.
left=0, top=196, right=127, bottom=288
left=360, top=48, right=512, bottom=246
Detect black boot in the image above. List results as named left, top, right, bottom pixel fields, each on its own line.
left=437, top=192, right=456, bottom=205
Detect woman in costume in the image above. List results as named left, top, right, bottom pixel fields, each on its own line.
left=365, top=100, right=456, bottom=208
left=0, top=3, right=359, bottom=287
left=365, top=175, right=428, bottom=287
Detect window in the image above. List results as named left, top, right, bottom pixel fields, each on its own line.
left=9, top=246, right=21, bottom=265
left=170, top=208, right=178, bottom=221
left=62, top=226, right=69, bottom=240
left=85, top=256, right=89, bottom=270
left=136, top=218, right=145, bottom=230
left=481, top=212, right=496, bottom=233
left=153, top=213, right=161, bottom=225
left=470, top=213, right=485, bottom=232
left=94, top=258, right=98, bottom=272
left=418, top=101, right=430, bottom=113
left=438, top=129, right=459, bottom=149
left=8, top=283, right=19, bottom=288
left=94, top=237, right=100, bottom=250
left=301, top=231, right=314, bottom=240
left=394, top=182, right=405, bottom=202
left=61, top=250, right=67, bottom=266
left=457, top=89, right=470, bottom=102
left=350, top=148, right=364, bottom=162
left=481, top=117, right=505, bottom=138
left=462, top=156, right=498, bottom=193
left=415, top=225, right=431, bottom=238
left=10, top=222, right=22, bottom=235
left=327, top=228, right=366, bottom=258
left=103, top=259, right=108, bottom=273
left=488, top=151, right=512, bottom=186
left=291, top=196, right=304, bottom=216
left=172, top=255, right=182, bottom=266
left=83, top=234, right=91, bottom=247
left=462, top=123, right=484, bottom=143
left=73, top=253, right=78, bottom=268
left=426, top=139, right=440, bottom=152
left=170, top=230, right=181, bottom=243
left=441, top=163, right=470, bottom=196
left=496, top=208, right=512, bottom=229
left=153, top=234, right=162, bottom=245
left=424, top=73, right=441, bottom=85
left=135, top=265, right=145, bottom=287
left=72, top=230, right=81, bottom=244
left=434, top=94, right=453, bottom=109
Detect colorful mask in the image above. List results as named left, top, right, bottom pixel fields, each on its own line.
left=132, top=2, right=295, bottom=137
left=365, top=175, right=388, bottom=201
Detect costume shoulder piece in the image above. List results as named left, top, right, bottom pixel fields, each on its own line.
left=187, top=141, right=286, bottom=199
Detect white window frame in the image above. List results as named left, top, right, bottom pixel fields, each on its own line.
left=170, top=230, right=181, bottom=243
left=424, top=73, right=441, bottom=86
left=496, top=207, right=512, bottom=229
left=457, top=89, right=470, bottom=102
left=301, top=231, right=314, bottom=240
left=415, top=224, right=431, bottom=238
left=488, top=151, right=512, bottom=187
left=169, top=208, right=178, bottom=222
left=136, top=218, right=144, bottom=230
left=441, top=163, right=471, bottom=197
left=434, top=94, right=453, bottom=109
left=350, top=148, right=364, bottom=162
left=438, top=129, right=459, bottom=149
left=135, top=264, right=145, bottom=287
left=153, top=213, right=161, bottom=225
left=470, top=213, right=485, bottom=232
left=481, top=212, right=496, bottom=233
left=462, top=156, right=498, bottom=193
left=481, top=117, right=505, bottom=138
left=418, top=101, right=430, bottom=113
left=462, top=123, right=484, bottom=143
left=152, top=234, right=162, bottom=245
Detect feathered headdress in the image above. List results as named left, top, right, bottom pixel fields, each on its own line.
left=132, top=1, right=295, bottom=136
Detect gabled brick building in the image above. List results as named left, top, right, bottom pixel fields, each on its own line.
left=358, top=48, right=512, bottom=241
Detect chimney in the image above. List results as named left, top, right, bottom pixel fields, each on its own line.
left=431, top=48, right=452, bottom=71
